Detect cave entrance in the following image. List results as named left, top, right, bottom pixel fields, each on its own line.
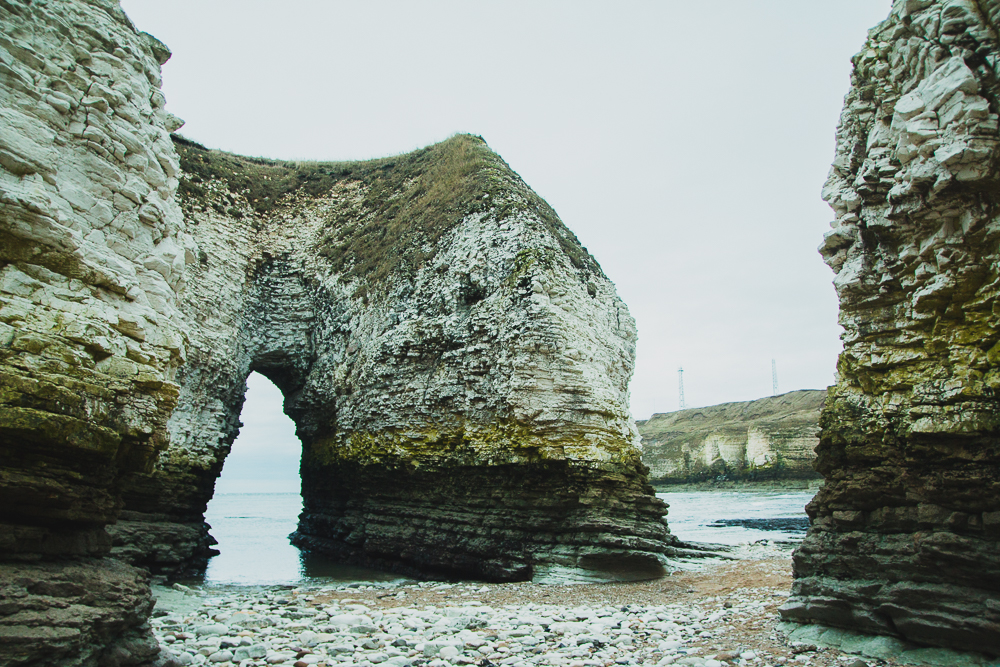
left=203, top=372, right=304, bottom=584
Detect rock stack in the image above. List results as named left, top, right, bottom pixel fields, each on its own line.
left=780, top=0, right=1000, bottom=656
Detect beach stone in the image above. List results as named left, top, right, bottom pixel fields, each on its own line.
left=424, top=640, right=463, bottom=657
left=327, top=613, right=371, bottom=626
left=226, top=611, right=253, bottom=626
left=233, top=644, right=267, bottom=660
left=550, top=622, right=589, bottom=635
left=194, top=624, right=229, bottom=637
left=267, top=651, right=298, bottom=664
left=329, top=643, right=355, bottom=655
left=207, top=649, right=233, bottom=662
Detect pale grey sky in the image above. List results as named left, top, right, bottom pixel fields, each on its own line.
left=120, top=1, right=890, bottom=487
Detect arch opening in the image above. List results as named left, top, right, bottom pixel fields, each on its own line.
left=203, top=372, right=303, bottom=584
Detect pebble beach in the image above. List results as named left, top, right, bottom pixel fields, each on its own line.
left=150, top=545, right=897, bottom=667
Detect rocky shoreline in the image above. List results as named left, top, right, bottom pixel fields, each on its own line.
left=147, top=545, right=997, bottom=667
left=652, top=482, right=824, bottom=493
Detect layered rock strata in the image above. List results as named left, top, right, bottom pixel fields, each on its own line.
left=637, top=390, right=825, bottom=485
left=781, top=0, right=1000, bottom=656
left=0, top=0, right=188, bottom=664
left=116, top=134, right=676, bottom=582
left=1, top=0, right=675, bottom=660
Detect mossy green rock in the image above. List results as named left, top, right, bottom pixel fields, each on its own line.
left=781, top=0, right=1000, bottom=657
left=0, top=0, right=190, bottom=664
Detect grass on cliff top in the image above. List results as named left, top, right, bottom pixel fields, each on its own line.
left=172, top=133, right=601, bottom=285
left=636, top=389, right=828, bottom=440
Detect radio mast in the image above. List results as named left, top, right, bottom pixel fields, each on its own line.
left=678, top=367, right=686, bottom=410
left=772, top=359, right=779, bottom=396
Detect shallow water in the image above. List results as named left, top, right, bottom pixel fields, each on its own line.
left=196, top=493, right=397, bottom=587
left=657, top=490, right=815, bottom=545
left=196, top=489, right=815, bottom=586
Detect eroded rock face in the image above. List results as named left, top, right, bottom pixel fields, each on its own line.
left=1, top=1, right=673, bottom=660
left=0, top=559, right=159, bottom=667
left=0, top=0, right=188, bottom=664
left=638, top=390, right=825, bottom=485
left=114, top=135, right=676, bottom=582
left=781, top=0, right=1000, bottom=655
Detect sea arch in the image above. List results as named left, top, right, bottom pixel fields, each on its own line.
left=112, top=134, right=678, bottom=582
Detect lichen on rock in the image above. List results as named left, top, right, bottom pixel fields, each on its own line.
left=781, top=0, right=1000, bottom=656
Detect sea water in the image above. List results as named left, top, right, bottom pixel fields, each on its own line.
left=656, top=490, right=815, bottom=545
left=199, top=493, right=397, bottom=587
left=197, top=490, right=816, bottom=586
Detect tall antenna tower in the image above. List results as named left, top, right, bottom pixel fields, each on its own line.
left=772, top=359, right=779, bottom=396
left=678, top=367, right=686, bottom=410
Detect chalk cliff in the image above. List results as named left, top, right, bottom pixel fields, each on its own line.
left=780, top=0, right=1000, bottom=656
left=638, top=390, right=825, bottom=485
left=0, top=0, right=188, bottom=664
left=114, top=134, right=676, bottom=583
left=0, top=1, right=676, bottom=662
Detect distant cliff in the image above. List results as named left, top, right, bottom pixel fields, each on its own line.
left=637, top=390, right=825, bottom=485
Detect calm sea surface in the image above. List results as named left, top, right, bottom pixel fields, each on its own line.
left=197, top=493, right=398, bottom=587
left=196, top=490, right=816, bottom=586
left=657, top=490, right=815, bottom=545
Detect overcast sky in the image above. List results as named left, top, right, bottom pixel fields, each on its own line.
left=120, top=1, right=890, bottom=489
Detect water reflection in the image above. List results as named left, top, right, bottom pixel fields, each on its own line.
left=298, top=551, right=398, bottom=583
